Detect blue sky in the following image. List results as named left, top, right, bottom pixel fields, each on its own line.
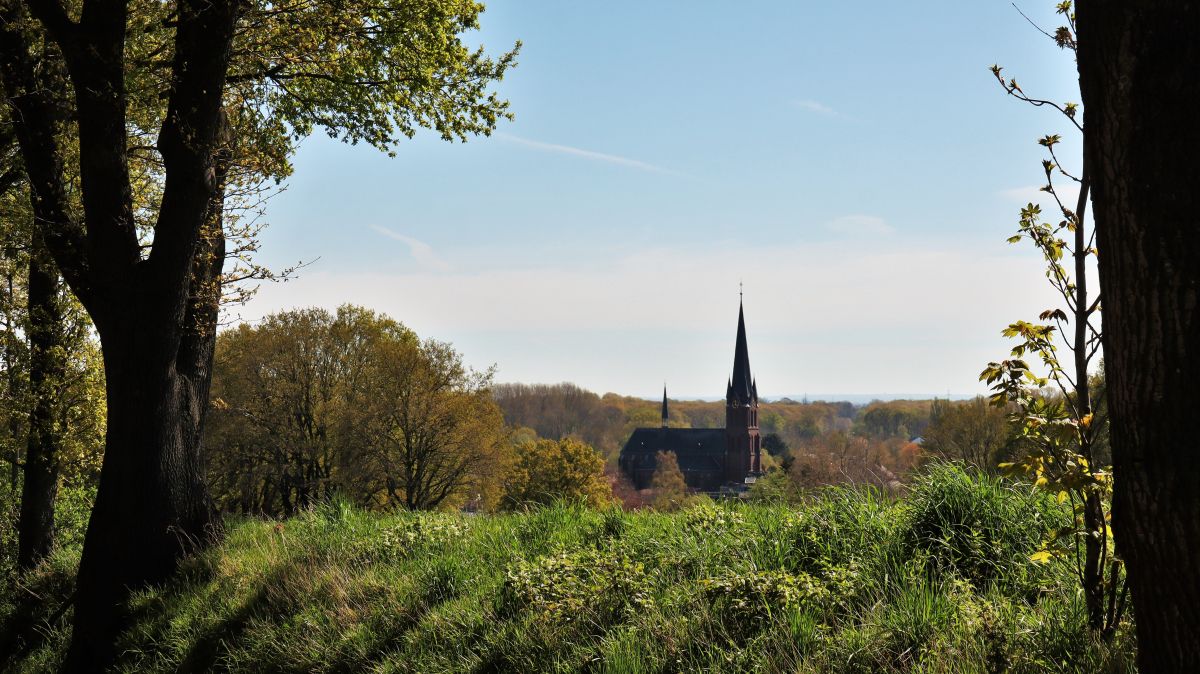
left=243, top=0, right=1086, bottom=399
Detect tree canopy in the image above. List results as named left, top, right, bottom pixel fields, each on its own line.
left=207, top=305, right=506, bottom=515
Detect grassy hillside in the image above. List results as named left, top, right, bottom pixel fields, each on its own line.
left=3, top=465, right=1135, bottom=673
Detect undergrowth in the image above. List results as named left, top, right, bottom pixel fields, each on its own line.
left=1, top=463, right=1137, bottom=672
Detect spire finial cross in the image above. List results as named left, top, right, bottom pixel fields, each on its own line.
left=739, top=280, right=743, bottom=300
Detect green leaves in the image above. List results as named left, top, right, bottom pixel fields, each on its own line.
left=987, top=5, right=1123, bottom=634
left=1029, top=549, right=1055, bottom=563
left=1038, top=134, right=1062, bottom=148
left=230, top=0, right=520, bottom=154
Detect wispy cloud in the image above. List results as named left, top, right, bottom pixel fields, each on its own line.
left=824, top=214, right=894, bottom=236
left=793, top=99, right=838, bottom=116
left=369, top=225, right=452, bottom=271
left=499, top=133, right=677, bottom=175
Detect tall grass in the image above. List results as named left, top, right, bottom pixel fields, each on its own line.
left=1, top=464, right=1136, bottom=672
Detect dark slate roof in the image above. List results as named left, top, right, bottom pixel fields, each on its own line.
left=621, top=427, right=726, bottom=473
left=727, top=301, right=755, bottom=405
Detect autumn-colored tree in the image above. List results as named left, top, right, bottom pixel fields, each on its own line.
left=206, top=306, right=506, bottom=515
left=854, top=400, right=931, bottom=440
left=502, top=438, right=611, bottom=509
left=650, top=451, right=687, bottom=511
left=923, top=398, right=1012, bottom=472
left=355, top=333, right=505, bottom=511
left=607, top=465, right=650, bottom=509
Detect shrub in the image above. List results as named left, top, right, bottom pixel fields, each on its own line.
left=498, top=548, right=653, bottom=628
left=901, top=462, right=1059, bottom=588
left=702, top=569, right=827, bottom=638
left=778, top=487, right=896, bottom=575
left=351, top=511, right=469, bottom=563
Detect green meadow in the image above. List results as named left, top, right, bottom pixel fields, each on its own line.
left=3, top=464, right=1136, bottom=673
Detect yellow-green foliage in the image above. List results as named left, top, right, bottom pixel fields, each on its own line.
left=502, top=437, right=611, bottom=509
left=1, top=465, right=1137, bottom=673
left=650, top=450, right=687, bottom=511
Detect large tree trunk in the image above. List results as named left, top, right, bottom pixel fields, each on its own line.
left=16, top=237, right=64, bottom=569
left=0, top=0, right=238, bottom=666
left=64, top=120, right=232, bottom=671
left=1076, top=2, right=1200, bottom=670
left=65, top=301, right=219, bottom=666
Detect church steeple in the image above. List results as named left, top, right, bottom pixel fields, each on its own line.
left=661, top=385, right=669, bottom=428
left=724, top=294, right=762, bottom=483
left=727, top=299, right=755, bottom=406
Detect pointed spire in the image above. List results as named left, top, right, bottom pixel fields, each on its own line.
left=661, top=385, right=669, bottom=428
left=728, top=297, right=753, bottom=405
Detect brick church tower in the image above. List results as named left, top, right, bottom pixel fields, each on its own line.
left=618, top=295, right=766, bottom=491
left=724, top=299, right=762, bottom=483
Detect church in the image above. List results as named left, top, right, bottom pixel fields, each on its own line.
left=618, top=300, right=763, bottom=492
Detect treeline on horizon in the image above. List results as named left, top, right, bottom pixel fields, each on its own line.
left=493, top=381, right=1026, bottom=492
left=1, top=301, right=1056, bottom=527
left=192, top=304, right=1041, bottom=515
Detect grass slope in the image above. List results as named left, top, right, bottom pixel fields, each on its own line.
left=3, top=464, right=1136, bottom=673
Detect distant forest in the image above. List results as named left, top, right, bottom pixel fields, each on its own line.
left=492, top=382, right=1014, bottom=497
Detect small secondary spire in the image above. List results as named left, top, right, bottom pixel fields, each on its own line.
left=661, top=385, right=669, bottom=428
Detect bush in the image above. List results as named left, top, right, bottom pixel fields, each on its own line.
left=498, top=548, right=653, bottom=627
left=900, top=462, right=1060, bottom=588
left=702, top=569, right=826, bottom=638
left=778, top=486, right=897, bottom=576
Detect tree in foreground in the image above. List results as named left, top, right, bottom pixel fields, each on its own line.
left=981, top=1, right=1123, bottom=639
left=1077, top=1, right=1200, bottom=669
left=502, top=438, right=611, bottom=509
left=0, top=0, right=516, bottom=666
left=1, top=80, right=106, bottom=576
left=650, top=450, right=687, bottom=511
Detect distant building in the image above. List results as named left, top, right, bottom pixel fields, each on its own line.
left=618, top=300, right=763, bottom=492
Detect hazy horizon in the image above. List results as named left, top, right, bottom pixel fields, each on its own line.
left=495, top=383, right=977, bottom=406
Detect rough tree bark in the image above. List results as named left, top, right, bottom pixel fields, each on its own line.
left=1077, top=2, right=1200, bottom=670
left=0, top=0, right=239, bottom=667
left=16, top=238, right=63, bottom=569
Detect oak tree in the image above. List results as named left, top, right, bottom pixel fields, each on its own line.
left=0, top=0, right=516, bottom=665
left=206, top=305, right=505, bottom=514
left=356, top=332, right=505, bottom=511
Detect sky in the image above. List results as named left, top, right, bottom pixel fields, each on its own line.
left=241, top=0, right=1087, bottom=400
